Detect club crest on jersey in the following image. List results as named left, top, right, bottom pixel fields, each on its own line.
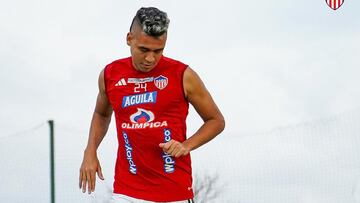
left=122, top=91, right=157, bottom=108
left=154, top=75, right=168, bottom=90
left=122, top=108, right=168, bottom=129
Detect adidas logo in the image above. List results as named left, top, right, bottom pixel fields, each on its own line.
left=115, top=78, right=127, bottom=86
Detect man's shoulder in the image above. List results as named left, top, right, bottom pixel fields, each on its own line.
left=161, top=56, right=188, bottom=67
left=103, top=57, right=132, bottom=78
left=106, top=57, right=131, bottom=68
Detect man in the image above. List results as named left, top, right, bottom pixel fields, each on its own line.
left=79, top=7, right=225, bottom=203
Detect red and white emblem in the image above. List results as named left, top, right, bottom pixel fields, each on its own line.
left=325, top=0, right=344, bottom=10
left=154, top=75, right=168, bottom=90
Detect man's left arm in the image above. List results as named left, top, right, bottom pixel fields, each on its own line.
left=159, top=67, right=225, bottom=157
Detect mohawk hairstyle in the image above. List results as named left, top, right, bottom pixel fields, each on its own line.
left=130, top=7, right=170, bottom=37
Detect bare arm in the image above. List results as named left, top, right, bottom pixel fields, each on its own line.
left=79, top=69, right=113, bottom=194
left=159, top=67, right=225, bottom=157
left=85, top=70, right=113, bottom=152
left=182, top=67, right=225, bottom=150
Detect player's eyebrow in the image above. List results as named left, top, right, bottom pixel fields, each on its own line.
left=138, top=46, right=164, bottom=52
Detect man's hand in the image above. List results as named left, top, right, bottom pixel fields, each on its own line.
left=79, top=150, right=104, bottom=194
left=159, top=139, right=190, bottom=158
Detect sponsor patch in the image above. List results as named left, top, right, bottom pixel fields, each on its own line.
left=122, top=108, right=168, bottom=129
left=122, top=91, right=157, bottom=108
left=127, top=77, right=154, bottom=84
left=162, top=128, right=175, bottom=173
left=122, top=131, right=137, bottom=174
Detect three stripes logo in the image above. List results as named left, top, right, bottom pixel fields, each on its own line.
left=325, top=0, right=344, bottom=10
left=115, top=78, right=127, bottom=86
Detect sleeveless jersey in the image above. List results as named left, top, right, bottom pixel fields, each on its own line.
left=104, top=56, right=193, bottom=202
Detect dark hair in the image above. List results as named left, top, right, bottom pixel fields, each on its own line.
left=130, top=7, right=170, bottom=37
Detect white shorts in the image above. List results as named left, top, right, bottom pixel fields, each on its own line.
left=111, top=193, right=194, bottom=203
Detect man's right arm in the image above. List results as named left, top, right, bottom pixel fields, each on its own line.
left=79, top=69, right=113, bottom=194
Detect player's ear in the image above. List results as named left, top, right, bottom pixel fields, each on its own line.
left=126, top=32, right=132, bottom=46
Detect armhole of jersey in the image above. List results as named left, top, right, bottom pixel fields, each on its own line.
left=103, top=65, right=110, bottom=100
left=181, top=65, right=189, bottom=102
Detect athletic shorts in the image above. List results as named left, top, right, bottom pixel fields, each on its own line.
left=111, top=193, right=195, bottom=203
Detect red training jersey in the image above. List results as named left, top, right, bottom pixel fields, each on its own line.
left=104, top=56, right=194, bottom=201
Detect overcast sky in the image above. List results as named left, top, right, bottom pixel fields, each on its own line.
left=0, top=0, right=359, bottom=202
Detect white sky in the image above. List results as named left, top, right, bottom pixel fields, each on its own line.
left=0, top=0, right=359, bottom=202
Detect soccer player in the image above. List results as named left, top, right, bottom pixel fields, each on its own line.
left=79, top=7, right=225, bottom=203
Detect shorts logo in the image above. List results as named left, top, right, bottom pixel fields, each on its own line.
left=122, top=91, right=157, bottom=108
left=154, top=75, right=168, bottom=90
left=122, top=108, right=167, bottom=129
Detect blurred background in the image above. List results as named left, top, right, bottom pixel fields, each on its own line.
left=1, top=0, right=359, bottom=202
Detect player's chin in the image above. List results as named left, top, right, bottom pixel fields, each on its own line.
left=140, top=63, right=156, bottom=71
left=141, top=68, right=153, bottom=72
